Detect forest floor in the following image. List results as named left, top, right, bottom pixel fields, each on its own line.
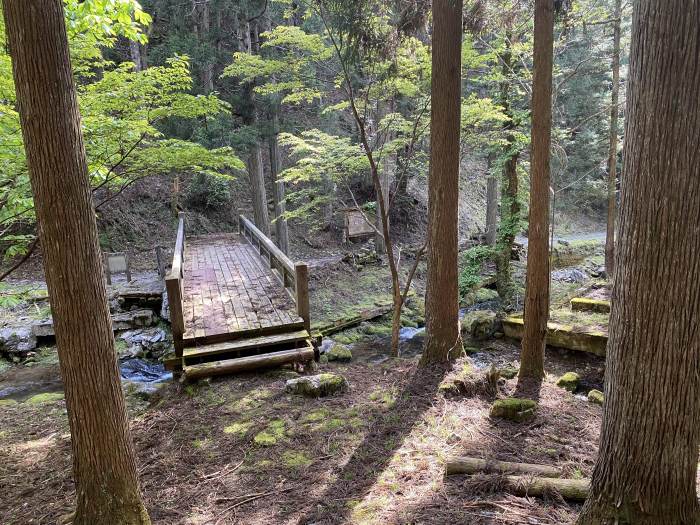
left=0, top=217, right=614, bottom=524
left=0, top=336, right=604, bottom=525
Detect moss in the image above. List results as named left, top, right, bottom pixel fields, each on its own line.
left=254, top=418, right=286, bottom=446
left=0, top=399, right=18, bottom=407
left=588, top=389, right=604, bottom=405
left=332, top=329, right=364, bottom=345
left=327, top=344, right=352, bottom=362
left=490, top=398, right=537, bottom=422
left=362, top=323, right=393, bottom=336
left=556, top=372, right=580, bottom=392
left=570, top=297, right=611, bottom=314
left=223, top=420, right=253, bottom=436
left=369, top=388, right=396, bottom=408
left=26, top=391, right=64, bottom=404
left=229, top=387, right=274, bottom=412
left=282, top=451, right=313, bottom=469
left=114, top=339, right=130, bottom=355
left=302, top=408, right=330, bottom=423
left=499, top=366, right=519, bottom=379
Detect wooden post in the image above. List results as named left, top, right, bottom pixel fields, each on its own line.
left=104, top=253, right=112, bottom=285
left=295, top=262, right=310, bottom=332
left=155, top=246, right=165, bottom=279
left=124, top=253, right=132, bottom=282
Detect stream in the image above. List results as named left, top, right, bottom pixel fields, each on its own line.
left=0, top=356, right=172, bottom=402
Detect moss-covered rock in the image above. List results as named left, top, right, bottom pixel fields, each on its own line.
left=25, top=391, right=64, bottom=404
left=570, top=297, right=611, bottom=314
left=461, top=310, right=500, bottom=340
left=327, top=344, right=352, bottom=362
left=556, top=372, right=580, bottom=392
left=490, top=398, right=537, bottom=422
left=285, top=373, right=348, bottom=397
left=0, top=399, right=18, bottom=407
left=587, top=389, right=604, bottom=405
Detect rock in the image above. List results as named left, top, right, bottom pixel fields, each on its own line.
left=461, top=310, right=500, bottom=341
left=490, top=398, right=537, bottom=422
left=319, top=354, right=329, bottom=365
left=587, top=389, right=604, bottom=405
left=493, top=331, right=504, bottom=339
left=285, top=373, right=348, bottom=397
left=556, top=372, right=580, bottom=392
left=112, top=309, right=155, bottom=330
left=119, top=328, right=169, bottom=359
left=123, top=381, right=165, bottom=402
left=160, top=290, right=170, bottom=322
left=499, top=366, right=519, bottom=379
left=551, top=268, right=588, bottom=283
left=327, top=344, right=352, bottom=362
left=0, top=326, right=37, bottom=355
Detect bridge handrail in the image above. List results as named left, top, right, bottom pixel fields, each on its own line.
left=238, top=215, right=310, bottom=331
left=166, top=212, right=186, bottom=356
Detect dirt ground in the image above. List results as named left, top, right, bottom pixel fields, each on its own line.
left=0, top=336, right=604, bottom=525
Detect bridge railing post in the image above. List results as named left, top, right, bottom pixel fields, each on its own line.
left=166, top=212, right=186, bottom=366
left=295, top=262, right=310, bottom=332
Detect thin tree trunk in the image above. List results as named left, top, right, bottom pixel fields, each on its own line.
left=201, top=0, right=214, bottom=93
left=604, top=0, right=621, bottom=276
left=518, top=0, right=553, bottom=383
left=421, top=0, right=463, bottom=365
left=375, top=99, right=394, bottom=255
left=129, top=40, right=142, bottom=72
left=269, top=108, right=289, bottom=254
left=3, top=1, right=149, bottom=523
left=496, top=32, right=520, bottom=304
left=485, top=156, right=498, bottom=245
left=578, top=2, right=700, bottom=523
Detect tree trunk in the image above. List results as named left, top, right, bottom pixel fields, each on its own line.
left=247, top=145, right=271, bottom=236
left=578, top=3, right=700, bottom=523
left=129, top=40, right=142, bottom=72
left=495, top=32, right=520, bottom=304
left=375, top=99, right=394, bottom=255
left=201, top=0, right=214, bottom=93
left=421, top=0, right=463, bottom=365
left=485, top=156, right=498, bottom=245
left=269, top=108, right=289, bottom=254
left=604, top=0, right=621, bottom=277
left=3, top=2, right=150, bottom=523
left=518, top=0, right=553, bottom=383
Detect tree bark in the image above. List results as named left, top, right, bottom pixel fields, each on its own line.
left=421, top=0, right=463, bottom=365
left=375, top=99, right=394, bottom=255
left=485, top=156, right=498, bottom=245
left=269, top=108, right=289, bottom=254
left=129, top=40, right=143, bottom=72
left=246, top=145, right=271, bottom=236
left=518, top=0, right=553, bottom=383
left=3, top=2, right=150, bottom=523
left=201, top=0, right=214, bottom=93
left=578, top=2, right=700, bottom=523
left=495, top=31, right=520, bottom=304
left=604, top=0, right=621, bottom=277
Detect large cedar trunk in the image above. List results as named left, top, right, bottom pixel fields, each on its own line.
left=578, top=2, right=700, bottom=523
left=604, top=0, right=621, bottom=276
left=518, top=0, right=553, bottom=383
left=421, top=0, right=463, bottom=365
left=3, top=1, right=150, bottom=523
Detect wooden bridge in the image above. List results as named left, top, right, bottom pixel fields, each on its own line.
left=165, top=214, right=315, bottom=380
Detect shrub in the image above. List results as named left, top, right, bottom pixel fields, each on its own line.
left=185, top=173, right=231, bottom=210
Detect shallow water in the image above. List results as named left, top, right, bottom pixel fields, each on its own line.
left=0, top=357, right=172, bottom=402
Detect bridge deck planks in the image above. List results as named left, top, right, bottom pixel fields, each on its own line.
left=181, top=233, right=302, bottom=345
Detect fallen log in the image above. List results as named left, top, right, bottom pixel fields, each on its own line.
left=445, top=456, right=561, bottom=478
left=505, top=474, right=589, bottom=501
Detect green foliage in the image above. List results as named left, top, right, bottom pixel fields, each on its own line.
left=186, top=173, right=231, bottom=210
left=458, top=245, right=498, bottom=299
left=0, top=7, right=241, bottom=261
